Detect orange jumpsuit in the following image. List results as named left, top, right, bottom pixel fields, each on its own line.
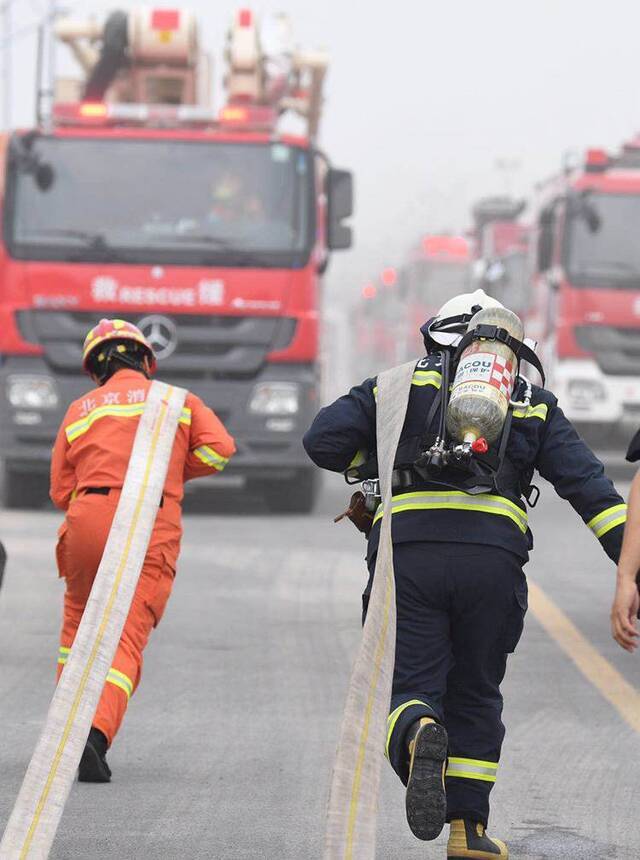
left=50, top=368, right=236, bottom=745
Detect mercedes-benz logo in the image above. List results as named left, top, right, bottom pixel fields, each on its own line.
left=137, top=315, right=178, bottom=360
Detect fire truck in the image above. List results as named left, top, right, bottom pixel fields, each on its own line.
left=0, top=7, right=353, bottom=509
left=471, top=196, right=531, bottom=319
left=397, top=234, right=472, bottom=359
left=532, top=143, right=640, bottom=444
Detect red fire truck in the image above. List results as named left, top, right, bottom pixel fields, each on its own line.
left=532, top=143, right=640, bottom=443
left=0, top=7, right=353, bottom=509
left=471, top=196, right=531, bottom=319
left=398, top=234, right=472, bottom=359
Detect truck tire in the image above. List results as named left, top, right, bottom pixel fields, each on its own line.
left=0, top=466, right=48, bottom=510
left=262, top=470, right=319, bottom=514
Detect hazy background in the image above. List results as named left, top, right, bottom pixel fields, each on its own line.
left=4, top=0, right=640, bottom=296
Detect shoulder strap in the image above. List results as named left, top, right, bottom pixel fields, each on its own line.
left=455, top=325, right=546, bottom=387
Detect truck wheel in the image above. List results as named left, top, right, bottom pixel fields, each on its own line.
left=0, top=467, right=48, bottom=510
left=262, top=470, right=319, bottom=514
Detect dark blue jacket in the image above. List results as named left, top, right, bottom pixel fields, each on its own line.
left=303, top=353, right=626, bottom=564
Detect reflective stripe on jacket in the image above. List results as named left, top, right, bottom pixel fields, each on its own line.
left=303, top=353, right=626, bottom=564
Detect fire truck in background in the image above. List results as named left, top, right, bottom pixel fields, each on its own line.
left=532, top=142, right=640, bottom=444
left=352, top=268, right=405, bottom=377
left=397, top=233, right=472, bottom=359
left=0, top=7, right=353, bottom=509
left=471, top=196, right=531, bottom=320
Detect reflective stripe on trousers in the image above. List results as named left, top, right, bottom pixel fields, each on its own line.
left=446, top=757, right=498, bottom=783
left=58, top=646, right=134, bottom=700
left=373, top=490, right=528, bottom=533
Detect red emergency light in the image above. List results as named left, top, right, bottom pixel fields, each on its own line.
left=362, top=282, right=377, bottom=299
left=78, top=102, right=108, bottom=119
left=151, top=9, right=180, bottom=30
left=585, top=148, right=609, bottom=172
left=218, top=104, right=277, bottom=130
left=381, top=267, right=397, bottom=288
left=238, top=8, right=253, bottom=27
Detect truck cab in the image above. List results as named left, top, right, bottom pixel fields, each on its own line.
left=533, top=144, right=640, bottom=443
left=0, top=7, right=353, bottom=509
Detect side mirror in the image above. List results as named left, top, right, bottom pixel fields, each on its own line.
left=327, top=168, right=353, bottom=251
left=35, top=163, right=55, bottom=192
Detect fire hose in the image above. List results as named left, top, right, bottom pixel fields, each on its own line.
left=324, top=360, right=416, bottom=860
left=0, top=381, right=187, bottom=860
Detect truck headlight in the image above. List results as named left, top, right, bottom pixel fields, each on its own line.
left=7, top=375, right=59, bottom=409
left=567, top=379, right=606, bottom=405
left=249, top=382, right=300, bottom=415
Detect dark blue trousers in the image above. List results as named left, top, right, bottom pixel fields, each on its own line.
left=363, top=541, right=527, bottom=827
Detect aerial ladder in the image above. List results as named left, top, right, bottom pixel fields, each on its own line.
left=53, top=6, right=328, bottom=140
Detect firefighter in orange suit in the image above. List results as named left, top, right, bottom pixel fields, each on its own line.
left=50, top=318, right=236, bottom=782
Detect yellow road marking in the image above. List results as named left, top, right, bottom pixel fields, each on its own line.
left=20, top=389, right=172, bottom=857
left=528, top=580, right=640, bottom=734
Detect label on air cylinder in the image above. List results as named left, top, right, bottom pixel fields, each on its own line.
left=450, top=350, right=515, bottom=408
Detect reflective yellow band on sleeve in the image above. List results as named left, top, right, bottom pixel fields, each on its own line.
left=179, top=407, right=192, bottom=426
left=105, top=668, right=134, bottom=700
left=385, top=699, right=432, bottom=759
left=193, top=445, right=230, bottom=472
left=446, top=757, right=498, bottom=783
left=348, top=449, right=367, bottom=470
left=512, top=403, right=548, bottom=421
left=65, top=404, right=146, bottom=442
left=374, top=370, right=441, bottom=399
left=373, top=490, right=528, bottom=533
left=57, top=646, right=71, bottom=666
left=587, top=504, right=628, bottom=539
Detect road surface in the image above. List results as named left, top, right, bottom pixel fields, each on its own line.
left=1, top=475, right=639, bottom=859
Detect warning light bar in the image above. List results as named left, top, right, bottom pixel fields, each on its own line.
left=238, top=8, right=253, bottom=27
left=53, top=102, right=217, bottom=128
left=421, top=235, right=470, bottom=261
left=585, top=148, right=609, bottom=173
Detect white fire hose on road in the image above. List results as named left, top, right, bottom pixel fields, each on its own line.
left=0, top=381, right=187, bottom=860
left=324, top=360, right=416, bottom=860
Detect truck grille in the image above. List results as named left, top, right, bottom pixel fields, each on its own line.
left=16, top=310, right=296, bottom=379
left=575, top=325, right=640, bottom=376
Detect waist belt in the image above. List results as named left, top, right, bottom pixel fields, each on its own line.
left=85, top=486, right=164, bottom=508
left=391, top=468, right=419, bottom=491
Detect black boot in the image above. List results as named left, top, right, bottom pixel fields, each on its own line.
left=78, top=727, right=112, bottom=783
left=405, top=717, right=448, bottom=841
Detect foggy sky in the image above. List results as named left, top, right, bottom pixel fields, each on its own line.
left=4, top=0, right=640, bottom=298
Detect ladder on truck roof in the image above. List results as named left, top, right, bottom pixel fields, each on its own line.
left=225, top=8, right=328, bottom=141
left=51, top=6, right=328, bottom=140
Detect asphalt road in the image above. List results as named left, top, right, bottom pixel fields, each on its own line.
left=1, top=474, right=640, bottom=860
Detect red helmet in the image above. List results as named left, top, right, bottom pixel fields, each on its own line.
left=82, top=318, right=157, bottom=376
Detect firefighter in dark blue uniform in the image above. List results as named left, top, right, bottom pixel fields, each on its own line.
left=303, top=290, right=626, bottom=859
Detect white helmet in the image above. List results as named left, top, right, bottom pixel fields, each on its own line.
left=425, top=289, right=504, bottom=348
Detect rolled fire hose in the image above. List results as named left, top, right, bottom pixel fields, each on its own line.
left=0, top=381, right=187, bottom=860
left=324, top=360, right=416, bottom=860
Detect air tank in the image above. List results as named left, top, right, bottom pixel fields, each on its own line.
left=446, top=307, right=523, bottom=445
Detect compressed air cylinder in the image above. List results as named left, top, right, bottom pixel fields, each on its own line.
left=446, top=307, right=524, bottom=445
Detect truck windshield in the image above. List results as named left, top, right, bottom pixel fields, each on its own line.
left=566, top=192, right=640, bottom=287
left=6, top=137, right=313, bottom=268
